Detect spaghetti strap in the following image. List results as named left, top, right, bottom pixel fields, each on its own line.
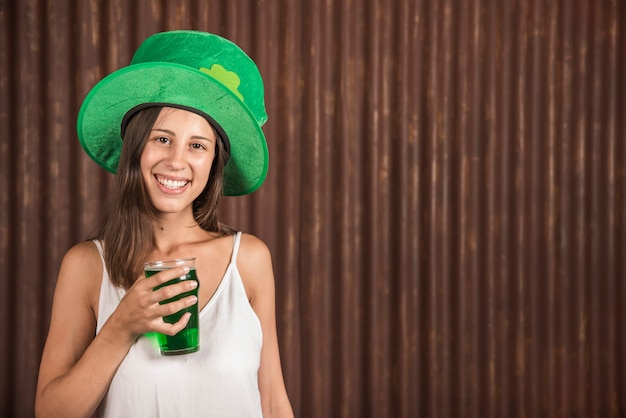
left=93, top=240, right=106, bottom=266
left=230, top=231, right=242, bottom=264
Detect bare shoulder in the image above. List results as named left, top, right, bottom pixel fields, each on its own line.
left=236, top=233, right=274, bottom=301
left=237, top=233, right=272, bottom=264
left=60, top=241, right=103, bottom=280
left=62, top=240, right=101, bottom=265
left=56, top=241, right=103, bottom=311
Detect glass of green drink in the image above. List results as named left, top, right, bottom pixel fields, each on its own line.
left=144, top=258, right=199, bottom=355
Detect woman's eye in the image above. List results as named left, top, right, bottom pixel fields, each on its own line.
left=155, top=136, right=170, bottom=144
left=191, top=143, right=207, bottom=150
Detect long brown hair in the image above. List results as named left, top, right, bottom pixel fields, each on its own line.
left=94, top=106, right=234, bottom=289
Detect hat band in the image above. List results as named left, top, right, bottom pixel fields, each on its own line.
left=120, top=103, right=231, bottom=161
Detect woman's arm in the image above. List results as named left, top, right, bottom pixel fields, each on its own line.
left=239, top=234, right=294, bottom=418
left=35, top=241, right=198, bottom=418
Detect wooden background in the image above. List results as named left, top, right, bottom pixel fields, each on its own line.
left=1, top=0, right=624, bottom=417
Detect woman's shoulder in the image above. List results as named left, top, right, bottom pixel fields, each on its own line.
left=62, top=240, right=102, bottom=268
left=196, top=231, right=272, bottom=274
left=236, top=233, right=273, bottom=293
left=58, top=241, right=103, bottom=290
left=55, top=240, right=104, bottom=313
left=237, top=232, right=272, bottom=262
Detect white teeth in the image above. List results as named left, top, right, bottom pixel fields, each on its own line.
left=157, top=177, right=188, bottom=189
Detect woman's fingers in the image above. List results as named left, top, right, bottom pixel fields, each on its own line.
left=114, top=266, right=197, bottom=336
left=135, top=266, right=197, bottom=303
left=155, top=295, right=198, bottom=317
left=152, top=278, right=198, bottom=303
left=156, top=312, right=193, bottom=336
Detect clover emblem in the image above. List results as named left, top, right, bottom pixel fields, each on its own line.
left=200, top=64, right=244, bottom=101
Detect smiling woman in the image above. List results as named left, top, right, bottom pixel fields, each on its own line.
left=34, top=31, right=293, bottom=418
left=141, top=109, right=216, bottom=209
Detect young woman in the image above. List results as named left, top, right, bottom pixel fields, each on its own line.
left=35, top=31, right=293, bottom=418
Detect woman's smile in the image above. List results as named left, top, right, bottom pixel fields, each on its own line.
left=155, top=174, right=191, bottom=192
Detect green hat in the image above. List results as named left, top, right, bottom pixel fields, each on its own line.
left=77, top=30, right=268, bottom=196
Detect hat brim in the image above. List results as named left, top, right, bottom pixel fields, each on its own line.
left=77, top=62, right=268, bottom=196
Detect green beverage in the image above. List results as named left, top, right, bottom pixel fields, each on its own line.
left=144, top=258, right=199, bottom=355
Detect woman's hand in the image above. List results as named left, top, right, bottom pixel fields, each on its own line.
left=101, top=266, right=199, bottom=346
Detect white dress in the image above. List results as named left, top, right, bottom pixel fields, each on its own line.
left=94, top=232, right=263, bottom=417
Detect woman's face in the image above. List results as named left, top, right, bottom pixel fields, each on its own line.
left=140, top=107, right=217, bottom=215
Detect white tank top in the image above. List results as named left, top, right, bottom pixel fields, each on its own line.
left=94, top=232, right=263, bottom=417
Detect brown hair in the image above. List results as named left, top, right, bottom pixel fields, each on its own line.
left=93, top=106, right=234, bottom=289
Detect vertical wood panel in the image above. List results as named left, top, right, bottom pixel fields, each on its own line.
left=13, top=3, right=43, bottom=417
left=0, top=0, right=15, bottom=414
left=1, top=0, right=624, bottom=417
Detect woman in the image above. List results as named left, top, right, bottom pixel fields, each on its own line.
left=35, top=31, right=293, bottom=417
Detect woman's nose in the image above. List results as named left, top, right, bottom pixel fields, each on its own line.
left=164, top=146, right=186, bottom=169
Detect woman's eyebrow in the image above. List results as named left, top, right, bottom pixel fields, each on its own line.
left=151, top=128, right=175, bottom=136
left=151, top=128, right=214, bottom=141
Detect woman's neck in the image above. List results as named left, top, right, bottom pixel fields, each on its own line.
left=151, top=214, right=209, bottom=256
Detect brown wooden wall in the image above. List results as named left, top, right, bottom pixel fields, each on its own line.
left=1, top=0, right=625, bottom=417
